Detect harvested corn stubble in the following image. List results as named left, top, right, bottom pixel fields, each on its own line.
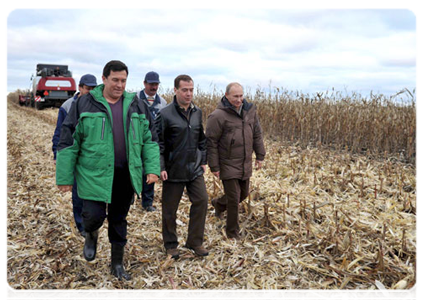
left=7, top=98, right=415, bottom=290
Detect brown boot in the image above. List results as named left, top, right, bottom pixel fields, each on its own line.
left=211, top=198, right=224, bottom=220
left=166, top=248, right=180, bottom=259
left=186, top=244, right=209, bottom=256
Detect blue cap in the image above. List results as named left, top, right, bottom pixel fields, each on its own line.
left=144, top=71, right=160, bottom=83
left=79, top=74, right=97, bottom=87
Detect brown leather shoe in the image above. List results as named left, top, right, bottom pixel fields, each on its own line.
left=211, top=198, right=224, bottom=220
left=166, top=248, right=180, bottom=259
left=186, top=245, right=209, bottom=256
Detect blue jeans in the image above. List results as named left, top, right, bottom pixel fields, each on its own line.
left=141, top=173, right=155, bottom=208
left=72, top=178, right=84, bottom=233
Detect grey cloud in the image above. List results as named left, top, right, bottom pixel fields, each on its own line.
left=6, top=9, right=416, bottom=96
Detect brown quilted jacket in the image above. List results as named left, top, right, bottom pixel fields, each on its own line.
left=206, top=97, right=266, bottom=180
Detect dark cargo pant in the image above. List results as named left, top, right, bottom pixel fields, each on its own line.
left=81, top=166, right=134, bottom=247
left=161, top=175, right=208, bottom=250
left=214, top=178, right=250, bottom=238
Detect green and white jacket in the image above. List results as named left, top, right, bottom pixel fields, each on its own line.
left=56, top=84, right=160, bottom=203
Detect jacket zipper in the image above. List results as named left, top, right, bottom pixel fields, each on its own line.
left=183, top=106, right=194, bottom=177
left=128, top=98, right=141, bottom=200
left=242, top=119, right=246, bottom=179
left=101, top=117, right=105, bottom=140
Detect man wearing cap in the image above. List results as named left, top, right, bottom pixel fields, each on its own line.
left=52, top=74, right=97, bottom=237
left=138, top=71, right=167, bottom=212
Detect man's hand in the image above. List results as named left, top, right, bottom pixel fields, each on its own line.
left=160, top=171, right=168, bottom=181
left=255, top=160, right=263, bottom=170
left=212, top=171, right=220, bottom=178
left=146, top=174, right=159, bottom=184
left=201, top=165, right=207, bottom=173
left=58, top=185, right=72, bottom=192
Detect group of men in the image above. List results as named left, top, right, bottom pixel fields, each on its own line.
left=54, top=60, right=265, bottom=280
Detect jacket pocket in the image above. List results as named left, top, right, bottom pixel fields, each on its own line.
left=167, top=148, right=196, bottom=180
left=79, top=113, right=110, bottom=158
left=129, top=114, right=139, bottom=143
left=129, top=113, right=148, bottom=145
left=80, top=113, right=109, bottom=145
left=223, top=131, right=236, bottom=159
left=130, top=118, right=136, bottom=140
left=228, top=138, right=235, bottom=158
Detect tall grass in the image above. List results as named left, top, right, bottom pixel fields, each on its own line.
left=162, top=87, right=416, bottom=163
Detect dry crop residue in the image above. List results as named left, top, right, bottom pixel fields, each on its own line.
left=7, top=99, right=416, bottom=290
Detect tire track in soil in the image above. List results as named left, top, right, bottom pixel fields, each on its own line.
left=7, top=100, right=82, bottom=289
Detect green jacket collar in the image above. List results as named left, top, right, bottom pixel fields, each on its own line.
left=90, top=84, right=135, bottom=105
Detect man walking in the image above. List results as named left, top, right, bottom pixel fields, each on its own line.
left=155, top=74, right=209, bottom=259
left=138, top=71, right=167, bottom=212
left=52, top=74, right=97, bottom=237
left=56, top=60, right=160, bottom=280
left=206, top=82, right=266, bottom=239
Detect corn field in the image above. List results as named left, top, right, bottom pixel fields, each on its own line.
left=6, top=87, right=416, bottom=292
left=161, top=87, right=416, bottom=163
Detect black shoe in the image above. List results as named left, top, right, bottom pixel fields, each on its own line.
left=111, top=244, right=131, bottom=280
left=144, top=206, right=156, bottom=212
left=83, top=230, right=98, bottom=261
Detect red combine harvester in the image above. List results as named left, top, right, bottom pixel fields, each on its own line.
left=28, top=64, right=76, bottom=109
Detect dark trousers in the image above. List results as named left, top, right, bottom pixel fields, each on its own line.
left=214, top=178, right=250, bottom=238
left=162, top=175, right=208, bottom=249
left=81, top=166, right=134, bottom=247
left=72, top=177, right=84, bottom=233
left=141, top=173, right=155, bottom=208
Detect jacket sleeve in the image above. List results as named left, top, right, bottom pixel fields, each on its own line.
left=139, top=100, right=161, bottom=176
left=253, top=110, right=266, bottom=161
left=154, top=111, right=167, bottom=172
left=205, top=112, right=222, bottom=172
left=52, top=107, right=67, bottom=160
left=56, top=101, right=82, bottom=185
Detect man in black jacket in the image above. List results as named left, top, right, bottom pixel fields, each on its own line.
left=155, top=74, right=209, bottom=259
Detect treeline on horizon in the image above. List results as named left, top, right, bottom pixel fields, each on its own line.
left=9, top=86, right=416, bottom=163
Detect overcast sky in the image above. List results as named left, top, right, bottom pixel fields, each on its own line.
left=5, top=5, right=417, bottom=98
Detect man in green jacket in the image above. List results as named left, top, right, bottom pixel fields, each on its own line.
left=56, top=60, right=160, bottom=280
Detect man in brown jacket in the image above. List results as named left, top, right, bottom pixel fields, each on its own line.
left=206, top=82, right=266, bottom=239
